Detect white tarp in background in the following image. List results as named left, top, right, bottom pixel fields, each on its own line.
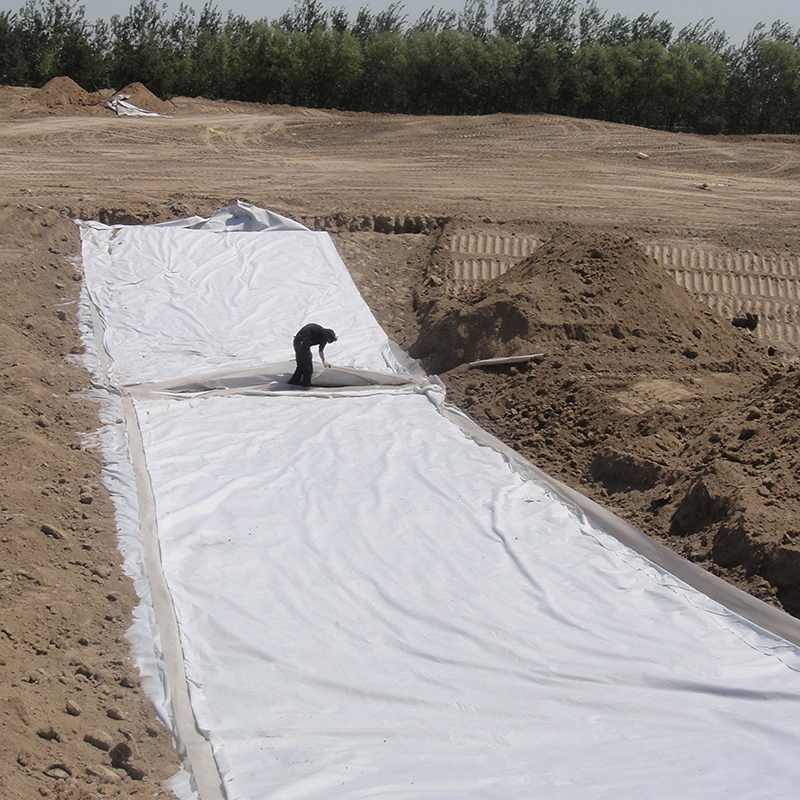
left=106, top=92, right=163, bottom=117
left=78, top=205, right=800, bottom=800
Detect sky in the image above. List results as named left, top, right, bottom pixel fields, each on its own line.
left=1, top=0, right=796, bottom=46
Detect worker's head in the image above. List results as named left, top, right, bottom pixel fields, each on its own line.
left=325, top=328, right=337, bottom=343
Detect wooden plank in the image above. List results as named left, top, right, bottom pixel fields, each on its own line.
left=468, top=353, right=545, bottom=368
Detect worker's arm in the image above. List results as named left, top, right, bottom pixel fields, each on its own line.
left=319, top=343, right=330, bottom=368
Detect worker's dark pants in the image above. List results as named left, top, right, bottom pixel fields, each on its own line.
left=289, top=339, right=313, bottom=386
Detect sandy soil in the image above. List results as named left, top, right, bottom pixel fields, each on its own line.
left=1, top=79, right=799, bottom=797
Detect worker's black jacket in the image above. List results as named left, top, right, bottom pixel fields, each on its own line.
left=294, top=323, right=330, bottom=348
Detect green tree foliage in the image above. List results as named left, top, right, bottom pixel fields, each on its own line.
left=573, top=41, right=620, bottom=120
left=726, top=23, right=800, bottom=133
left=0, top=10, right=28, bottom=84
left=279, top=0, right=328, bottom=34
left=675, top=18, right=728, bottom=53
left=664, top=42, right=727, bottom=133
left=109, top=0, right=174, bottom=94
left=289, top=26, right=363, bottom=106
left=3, top=0, right=800, bottom=135
left=3, top=0, right=107, bottom=87
left=459, top=0, right=489, bottom=40
left=577, top=0, right=605, bottom=45
left=410, top=7, right=456, bottom=35
left=630, top=12, right=672, bottom=47
left=518, top=34, right=560, bottom=111
left=358, top=29, right=408, bottom=110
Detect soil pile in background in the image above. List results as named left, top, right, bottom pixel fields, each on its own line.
left=411, top=230, right=750, bottom=373
left=30, top=76, right=91, bottom=107
left=27, top=76, right=112, bottom=114
left=21, top=76, right=171, bottom=117
left=411, top=228, right=800, bottom=613
left=118, top=82, right=172, bottom=115
left=23, top=76, right=112, bottom=116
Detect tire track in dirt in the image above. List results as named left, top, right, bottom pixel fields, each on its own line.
left=199, top=116, right=286, bottom=151
left=645, top=244, right=800, bottom=347
left=2, top=112, right=799, bottom=246
left=613, top=378, right=697, bottom=415
left=450, top=232, right=542, bottom=291
left=763, top=150, right=799, bottom=175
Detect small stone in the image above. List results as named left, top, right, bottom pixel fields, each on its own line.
left=6, top=695, right=28, bottom=724
left=84, top=729, right=112, bottom=751
left=106, top=707, right=124, bottom=720
left=65, top=699, right=82, bottom=716
left=79, top=495, right=94, bottom=505
left=109, top=740, right=132, bottom=766
left=17, top=749, right=32, bottom=766
left=90, top=566, right=110, bottom=579
left=41, top=523, right=67, bottom=540
left=37, top=726, right=61, bottom=741
left=86, top=764, right=121, bottom=783
left=74, top=663, right=96, bottom=680
left=42, top=763, right=72, bottom=780
left=56, top=310, right=67, bottom=321
left=124, top=763, right=147, bottom=781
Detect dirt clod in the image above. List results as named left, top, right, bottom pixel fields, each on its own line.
left=83, top=731, right=112, bottom=752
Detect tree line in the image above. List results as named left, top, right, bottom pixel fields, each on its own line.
left=2, top=0, right=800, bottom=134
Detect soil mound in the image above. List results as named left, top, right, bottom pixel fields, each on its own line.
left=118, top=82, right=172, bottom=114
left=30, top=75, right=91, bottom=107
left=411, top=230, right=747, bottom=374
left=413, top=227, right=799, bottom=614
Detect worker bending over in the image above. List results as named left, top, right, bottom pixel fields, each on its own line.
left=288, top=323, right=338, bottom=387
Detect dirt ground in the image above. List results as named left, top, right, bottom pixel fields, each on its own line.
left=2, top=77, right=800, bottom=797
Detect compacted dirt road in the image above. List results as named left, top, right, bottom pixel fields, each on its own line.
left=1, top=78, right=799, bottom=798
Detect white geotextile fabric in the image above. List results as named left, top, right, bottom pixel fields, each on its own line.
left=106, top=92, right=163, bottom=116
left=79, top=217, right=401, bottom=387
left=78, top=206, right=800, bottom=799
left=135, top=389, right=800, bottom=799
